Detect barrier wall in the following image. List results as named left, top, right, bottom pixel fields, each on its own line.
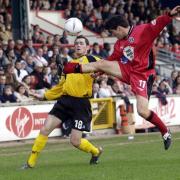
left=0, top=96, right=180, bottom=142
left=115, top=95, right=180, bottom=130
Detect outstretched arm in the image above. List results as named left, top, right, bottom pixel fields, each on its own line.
left=145, top=5, right=180, bottom=40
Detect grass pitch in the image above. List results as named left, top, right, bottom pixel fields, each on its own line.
left=0, top=132, right=180, bottom=180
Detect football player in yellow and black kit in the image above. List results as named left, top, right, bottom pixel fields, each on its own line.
left=22, top=35, right=102, bottom=169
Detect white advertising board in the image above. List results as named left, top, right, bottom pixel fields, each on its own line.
left=116, top=96, right=180, bottom=129
left=1, top=96, right=179, bottom=142
left=0, top=103, right=61, bottom=142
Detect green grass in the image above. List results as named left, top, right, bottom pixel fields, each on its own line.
left=1, top=132, right=180, bottom=180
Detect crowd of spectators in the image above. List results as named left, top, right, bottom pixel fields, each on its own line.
left=0, top=0, right=180, bottom=104
left=28, top=0, right=180, bottom=46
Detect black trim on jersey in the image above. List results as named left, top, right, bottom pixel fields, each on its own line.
left=74, top=55, right=85, bottom=60
left=147, top=74, right=155, bottom=100
left=86, top=55, right=97, bottom=62
left=147, top=49, right=154, bottom=70
left=126, top=26, right=134, bottom=38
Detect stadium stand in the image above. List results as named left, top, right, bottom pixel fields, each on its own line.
left=0, top=0, right=179, bottom=104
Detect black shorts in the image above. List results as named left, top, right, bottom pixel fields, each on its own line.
left=49, top=95, right=92, bottom=132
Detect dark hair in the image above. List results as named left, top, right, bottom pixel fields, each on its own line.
left=75, top=35, right=89, bottom=45
left=22, top=75, right=30, bottom=82
left=16, top=84, right=29, bottom=96
left=105, top=15, right=129, bottom=30
left=93, top=42, right=99, bottom=47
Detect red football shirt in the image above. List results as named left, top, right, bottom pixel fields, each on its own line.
left=108, top=15, right=172, bottom=97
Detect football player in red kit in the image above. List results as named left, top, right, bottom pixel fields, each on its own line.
left=63, top=6, right=180, bottom=150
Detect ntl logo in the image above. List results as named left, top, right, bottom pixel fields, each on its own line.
left=6, top=107, right=34, bottom=138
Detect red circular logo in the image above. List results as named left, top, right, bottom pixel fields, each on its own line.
left=10, top=107, right=33, bottom=138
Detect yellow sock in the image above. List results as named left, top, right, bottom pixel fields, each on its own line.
left=78, top=138, right=99, bottom=156
left=28, top=134, right=48, bottom=167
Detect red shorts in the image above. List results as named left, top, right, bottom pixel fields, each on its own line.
left=118, top=62, right=155, bottom=99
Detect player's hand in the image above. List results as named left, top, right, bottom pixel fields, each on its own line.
left=169, top=6, right=180, bottom=17
left=29, top=90, right=44, bottom=100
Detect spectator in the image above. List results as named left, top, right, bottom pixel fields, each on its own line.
left=25, top=55, right=35, bottom=74
left=48, top=67, right=59, bottom=87
left=6, top=49, right=17, bottom=64
left=46, top=35, right=54, bottom=46
left=5, top=64, right=19, bottom=89
left=1, top=40, right=8, bottom=52
left=0, top=47, right=9, bottom=68
left=98, top=79, right=115, bottom=98
left=64, top=8, right=71, bottom=19
left=94, top=19, right=104, bottom=34
left=60, top=47, right=71, bottom=62
left=174, top=84, right=180, bottom=95
left=101, top=4, right=110, bottom=20
left=26, top=0, right=179, bottom=44
left=111, top=80, right=131, bottom=105
left=14, top=84, right=33, bottom=102
left=60, top=31, right=69, bottom=44
left=25, top=39, right=36, bottom=56
left=22, top=75, right=33, bottom=92
left=172, top=43, right=180, bottom=59
left=123, top=84, right=134, bottom=97
left=173, top=75, right=180, bottom=93
left=0, top=25, right=10, bottom=41
left=0, top=74, right=6, bottom=96
left=30, top=62, right=51, bottom=90
left=94, top=6, right=103, bottom=19
left=91, top=43, right=104, bottom=58
left=169, top=70, right=178, bottom=89
left=21, top=60, right=28, bottom=71
left=92, top=82, right=100, bottom=98
left=41, top=45, right=49, bottom=60
left=111, top=80, right=124, bottom=95
left=0, top=66, right=5, bottom=75
left=19, top=49, right=29, bottom=62
left=158, top=79, right=172, bottom=95
left=43, top=66, right=51, bottom=84
left=14, top=60, right=28, bottom=83
left=32, top=31, right=44, bottom=44
left=151, top=83, right=159, bottom=95
left=0, top=85, right=17, bottom=103
left=6, top=39, right=15, bottom=53
left=54, top=34, right=61, bottom=46
left=48, top=45, right=60, bottom=64
left=14, top=40, right=24, bottom=59
left=0, top=14, right=4, bottom=27
left=152, top=83, right=168, bottom=105
left=100, top=42, right=111, bottom=58
left=52, top=45, right=60, bottom=57
left=33, top=48, right=48, bottom=66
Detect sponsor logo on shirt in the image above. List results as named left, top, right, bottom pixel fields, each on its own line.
left=128, top=37, right=134, bottom=43
left=124, top=46, right=134, bottom=60
left=120, top=46, right=134, bottom=64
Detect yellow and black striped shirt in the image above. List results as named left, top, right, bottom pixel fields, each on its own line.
left=44, top=55, right=99, bottom=100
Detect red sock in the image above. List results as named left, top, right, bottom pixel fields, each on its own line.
left=146, top=111, right=167, bottom=135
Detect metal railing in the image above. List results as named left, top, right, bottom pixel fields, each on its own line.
left=156, top=48, right=180, bottom=77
